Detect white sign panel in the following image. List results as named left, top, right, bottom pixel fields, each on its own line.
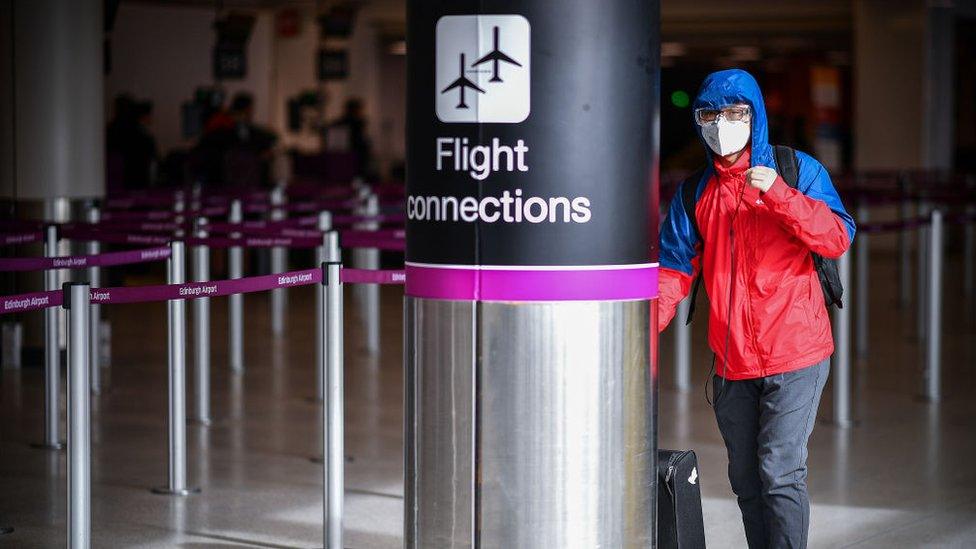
left=435, top=15, right=530, bottom=123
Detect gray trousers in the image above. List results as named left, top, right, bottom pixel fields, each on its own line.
left=713, top=359, right=830, bottom=549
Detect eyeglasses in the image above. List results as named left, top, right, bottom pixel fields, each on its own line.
left=695, top=106, right=751, bottom=126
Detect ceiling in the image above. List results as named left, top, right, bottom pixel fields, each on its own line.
left=126, top=0, right=854, bottom=56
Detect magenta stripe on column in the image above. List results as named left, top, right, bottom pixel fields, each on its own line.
left=405, top=264, right=658, bottom=301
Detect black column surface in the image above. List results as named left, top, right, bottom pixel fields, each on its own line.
left=406, top=0, right=660, bottom=267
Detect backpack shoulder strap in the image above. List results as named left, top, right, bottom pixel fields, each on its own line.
left=680, top=168, right=705, bottom=242
left=773, top=144, right=844, bottom=308
left=774, top=145, right=799, bottom=189
left=678, top=168, right=706, bottom=325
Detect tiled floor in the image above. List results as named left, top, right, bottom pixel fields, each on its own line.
left=0, top=248, right=974, bottom=548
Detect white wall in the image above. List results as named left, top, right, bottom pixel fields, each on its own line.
left=106, top=3, right=274, bottom=154
left=853, top=0, right=925, bottom=170
left=377, top=52, right=406, bottom=174
left=270, top=9, right=320, bottom=151
left=268, top=6, right=398, bottom=175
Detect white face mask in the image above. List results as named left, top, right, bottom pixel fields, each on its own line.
left=701, top=118, right=750, bottom=157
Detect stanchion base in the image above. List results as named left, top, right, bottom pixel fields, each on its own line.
left=151, top=486, right=201, bottom=496
left=309, top=455, right=354, bottom=464
left=30, top=441, right=64, bottom=450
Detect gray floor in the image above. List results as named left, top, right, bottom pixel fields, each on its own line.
left=0, top=248, right=974, bottom=548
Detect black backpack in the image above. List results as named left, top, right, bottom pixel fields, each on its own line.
left=679, top=145, right=844, bottom=325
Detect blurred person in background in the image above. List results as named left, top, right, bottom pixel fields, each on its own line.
left=106, top=94, right=158, bottom=191
left=325, top=97, right=373, bottom=179
left=194, top=92, right=278, bottom=189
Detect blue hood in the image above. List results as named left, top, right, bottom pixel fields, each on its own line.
left=692, top=68, right=773, bottom=168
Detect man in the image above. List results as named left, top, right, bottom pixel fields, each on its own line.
left=195, top=92, right=278, bottom=188
left=107, top=95, right=158, bottom=191
left=658, top=69, right=855, bottom=548
left=324, top=97, right=373, bottom=179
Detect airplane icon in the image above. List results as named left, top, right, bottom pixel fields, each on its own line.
left=472, top=26, right=522, bottom=82
left=441, top=53, right=485, bottom=109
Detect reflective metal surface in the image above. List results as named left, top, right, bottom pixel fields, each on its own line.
left=67, top=283, right=91, bottom=549
left=832, top=251, right=852, bottom=428
left=152, top=242, right=196, bottom=495
left=925, top=210, right=943, bottom=402
left=405, top=298, right=654, bottom=548
left=192, top=232, right=211, bottom=425
left=404, top=299, right=476, bottom=548
left=86, top=205, right=101, bottom=394
left=270, top=187, right=287, bottom=335
left=229, top=200, right=244, bottom=373
left=42, top=224, right=62, bottom=449
left=323, top=262, right=344, bottom=548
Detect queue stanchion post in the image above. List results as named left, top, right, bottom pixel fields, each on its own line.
left=964, top=203, right=974, bottom=302
left=898, top=173, right=912, bottom=308
left=314, top=216, right=335, bottom=402
left=174, top=190, right=186, bottom=216
left=229, top=199, right=244, bottom=374
left=363, top=194, right=381, bottom=354
left=65, top=282, right=91, bottom=549
left=152, top=240, right=199, bottom=496
left=36, top=224, right=63, bottom=449
left=64, top=282, right=91, bottom=544
left=1, top=322, right=22, bottom=370
left=924, top=210, right=944, bottom=402
left=192, top=221, right=211, bottom=425
left=321, top=259, right=344, bottom=549
left=191, top=182, right=202, bottom=212
left=352, top=188, right=369, bottom=319
left=855, top=201, right=869, bottom=360
left=832, top=249, right=853, bottom=428
left=309, top=230, right=340, bottom=459
left=917, top=199, right=931, bottom=340
left=270, top=186, right=287, bottom=335
left=86, top=204, right=102, bottom=394
left=674, top=296, right=691, bottom=392
left=174, top=192, right=186, bottom=239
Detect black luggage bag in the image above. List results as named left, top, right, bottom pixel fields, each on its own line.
left=657, top=449, right=706, bottom=549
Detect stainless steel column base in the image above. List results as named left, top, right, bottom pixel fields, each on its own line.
left=405, top=297, right=655, bottom=548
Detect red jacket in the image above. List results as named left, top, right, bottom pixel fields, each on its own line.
left=658, top=148, right=855, bottom=380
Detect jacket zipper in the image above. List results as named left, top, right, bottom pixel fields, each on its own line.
left=744, top=205, right=765, bottom=376
left=730, top=179, right=764, bottom=378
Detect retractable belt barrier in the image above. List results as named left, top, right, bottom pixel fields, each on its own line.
left=1, top=289, right=62, bottom=314
left=103, top=191, right=403, bottom=212
left=87, top=266, right=403, bottom=305
left=0, top=246, right=171, bottom=272
left=57, top=227, right=405, bottom=252
left=0, top=267, right=405, bottom=314
left=1, top=231, right=45, bottom=246
left=16, top=253, right=403, bottom=547
left=1, top=213, right=406, bottom=235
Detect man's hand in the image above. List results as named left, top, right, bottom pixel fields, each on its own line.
left=745, top=166, right=778, bottom=193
